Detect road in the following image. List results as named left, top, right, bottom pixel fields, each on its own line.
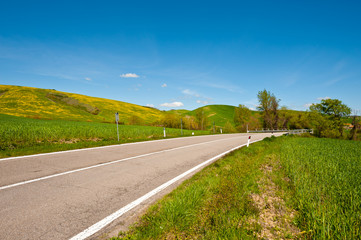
left=0, top=133, right=283, bottom=240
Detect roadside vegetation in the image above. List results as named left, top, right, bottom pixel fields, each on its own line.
left=0, top=114, right=209, bottom=158
left=112, top=136, right=361, bottom=239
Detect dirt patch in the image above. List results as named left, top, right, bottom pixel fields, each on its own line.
left=0, top=90, right=8, bottom=97
left=46, top=92, right=100, bottom=115
left=250, top=161, right=299, bottom=239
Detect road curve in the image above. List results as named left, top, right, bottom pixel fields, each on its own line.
left=0, top=133, right=283, bottom=240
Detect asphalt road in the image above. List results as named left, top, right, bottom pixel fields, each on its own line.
left=0, top=133, right=283, bottom=240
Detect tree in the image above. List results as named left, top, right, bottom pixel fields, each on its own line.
left=278, top=108, right=311, bottom=130
left=128, top=115, right=144, bottom=125
left=195, top=108, right=207, bottom=130
left=162, top=113, right=180, bottom=128
left=309, top=98, right=351, bottom=138
left=224, top=121, right=237, bottom=133
left=271, top=95, right=279, bottom=128
left=183, top=116, right=198, bottom=130
left=277, top=106, right=291, bottom=129
left=257, top=89, right=280, bottom=129
left=234, top=104, right=251, bottom=132
left=350, top=111, right=361, bottom=141
left=310, top=99, right=351, bottom=119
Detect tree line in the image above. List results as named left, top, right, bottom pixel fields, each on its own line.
left=128, top=89, right=360, bottom=140
left=234, top=89, right=360, bottom=140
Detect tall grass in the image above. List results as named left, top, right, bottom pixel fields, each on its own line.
left=280, top=137, right=361, bottom=239
left=0, top=114, right=209, bottom=157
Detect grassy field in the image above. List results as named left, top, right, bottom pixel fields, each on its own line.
left=112, top=136, right=361, bottom=239
left=0, top=114, right=210, bottom=158
left=280, top=137, right=361, bottom=239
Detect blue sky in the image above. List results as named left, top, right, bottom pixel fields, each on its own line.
left=1, top=0, right=360, bottom=112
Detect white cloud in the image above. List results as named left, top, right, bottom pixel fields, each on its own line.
left=243, top=99, right=260, bottom=110
left=161, top=83, right=167, bottom=88
left=160, top=102, right=184, bottom=108
left=196, top=100, right=209, bottom=105
left=304, top=103, right=313, bottom=108
left=120, top=73, right=140, bottom=78
left=85, top=77, right=91, bottom=81
left=317, top=96, right=330, bottom=100
left=146, top=104, right=155, bottom=107
left=182, top=89, right=200, bottom=97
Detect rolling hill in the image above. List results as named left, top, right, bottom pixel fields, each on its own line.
left=0, top=85, right=164, bottom=124
left=0, top=85, right=239, bottom=128
left=183, top=105, right=237, bottom=127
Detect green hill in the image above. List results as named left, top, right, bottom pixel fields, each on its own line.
left=184, top=105, right=237, bottom=127
left=0, top=85, right=241, bottom=128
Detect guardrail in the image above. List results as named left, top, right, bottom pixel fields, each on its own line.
left=248, top=129, right=313, bottom=134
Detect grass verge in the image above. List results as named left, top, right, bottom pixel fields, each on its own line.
left=112, top=136, right=281, bottom=239
left=111, top=136, right=361, bottom=239
left=0, top=114, right=210, bottom=158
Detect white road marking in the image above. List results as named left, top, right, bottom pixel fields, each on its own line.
left=69, top=139, right=262, bottom=240
left=0, top=136, right=251, bottom=191
left=0, top=134, right=237, bottom=162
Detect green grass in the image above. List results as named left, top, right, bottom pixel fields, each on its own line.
left=184, top=105, right=238, bottom=127
left=0, top=114, right=210, bottom=158
left=112, top=136, right=361, bottom=239
left=280, top=137, right=361, bottom=239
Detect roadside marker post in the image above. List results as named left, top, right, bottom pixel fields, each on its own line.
left=115, top=112, right=119, bottom=141
left=180, top=118, right=183, bottom=136
left=220, top=128, right=222, bottom=134
left=163, top=127, right=166, bottom=138
left=247, top=136, right=251, bottom=147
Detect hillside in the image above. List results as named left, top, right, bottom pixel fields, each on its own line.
left=0, top=85, right=240, bottom=128
left=0, top=85, right=163, bottom=124
left=184, top=105, right=237, bottom=127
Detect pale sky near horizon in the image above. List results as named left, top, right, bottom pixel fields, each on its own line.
left=1, top=0, right=360, bottom=112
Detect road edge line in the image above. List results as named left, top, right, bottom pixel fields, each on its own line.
left=69, top=139, right=262, bottom=240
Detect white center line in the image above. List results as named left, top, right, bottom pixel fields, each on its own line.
left=0, top=136, right=249, bottom=191
left=0, top=134, right=233, bottom=162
